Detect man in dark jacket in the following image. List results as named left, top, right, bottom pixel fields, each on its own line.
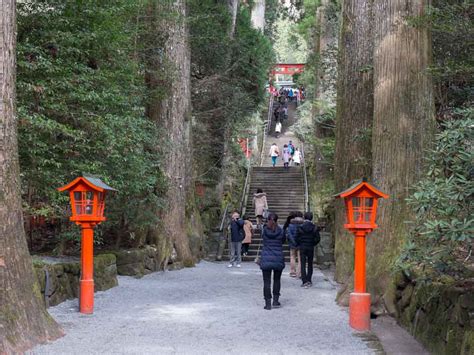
left=295, top=212, right=321, bottom=288
left=228, top=212, right=245, bottom=268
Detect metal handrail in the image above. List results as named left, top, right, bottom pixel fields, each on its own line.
left=260, top=95, right=274, bottom=166
left=301, top=143, right=310, bottom=212
left=219, top=204, right=230, bottom=231
left=239, top=158, right=252, bottom=216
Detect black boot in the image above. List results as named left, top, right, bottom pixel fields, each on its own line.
left=272, top=296, right=281, bottom=308
left=264, top=299, right=272, bottom=310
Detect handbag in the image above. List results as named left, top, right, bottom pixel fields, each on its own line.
left=263, top=208, right=269, bottom=219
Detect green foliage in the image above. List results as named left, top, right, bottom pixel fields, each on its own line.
left=396, top=1, right=473, bottom=280
left=264, top=0, right=283, bottom=40
left=189, top=1, right=274, bottom=186
left=409, top=113, right=473, bottom=242
left=397, top=111, right=473, bottom=277
left=410, top=2, right=473, bottom=111
left=295, top=0, right=320, bottom=43
left=17, top=0, right=164, bottom=247
left=232, top=7, right=274, bottom=104
left=273, top=16, right=307, bottom=63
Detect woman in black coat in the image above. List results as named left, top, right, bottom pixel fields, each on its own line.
left=260, top=212, right=286, bottom=310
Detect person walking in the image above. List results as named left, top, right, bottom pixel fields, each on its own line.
left=288, top=88, right=294, bottom=102
left=293, top=147, right=302, bottom=166
left=282, top=144, right=290, bottom=169
left=228, top=212, right=245, bottom=268
left=295, top=212, right=321, bottom=288
left=241, top=214, right=253, bottom=256
left=284, top=211, right=304, bottom=278
left=287, top=141, right=295, bottom=166
left=253, top=188, right=268, bottom=229
left=269, top=143, right=280, bottom=167
left=260, top=212, right=286, bottom=310
left=275, top=120, right=282, bottom=138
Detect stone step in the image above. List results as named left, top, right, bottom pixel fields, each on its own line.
left=245, top=204, right=305, bottom=209
left=253, top=167, right=302, bottom=171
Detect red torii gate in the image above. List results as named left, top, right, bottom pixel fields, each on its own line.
left=270, top=63, right=305, bottom=79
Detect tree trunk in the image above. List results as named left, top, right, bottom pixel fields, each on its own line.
left=145, top=0, right=194, bottom=265
left=228, top=0, right=239, bottom=38
left=313, top=0, right=338, bottom=178
left=251, top=0, right=265, bottom=31
left=0, top=1, right=62, bottom=351
left=369, top=0, right=435, bottom=305
left=334, top=0, right=373, bottom=284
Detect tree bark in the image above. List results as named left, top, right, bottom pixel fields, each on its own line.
left=314, top=0, right=338, bottom=180
left=369, top=0, right=435, bottom=304
left=334, top=0, right=373, bottom=283
left=251, top=0, right=265, bottom=31
left=0, top=0, right=62, bottom=351
left=145, top=1, right=194, bottom=265
left=228, top=0, right=239, bottom=38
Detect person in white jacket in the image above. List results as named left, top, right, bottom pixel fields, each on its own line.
left=293, top=148, right=302, bottom=166
left=275, top=120, right=282, bottom=137
left=269, top=143, right=280, bottom=167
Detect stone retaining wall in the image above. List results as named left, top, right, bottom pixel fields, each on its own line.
left=315, top=231, right=334, bottom=268
left=34, top=254, right=118, bottom=307
left=392, top=272, right=474, bottom=354
left=111, top=245, right=181, bottom=277
left=34, top=247, right=184, bottom=308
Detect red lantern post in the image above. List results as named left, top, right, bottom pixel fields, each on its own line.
left=336, top=179, right=388, bottom=331
left=58, top=176, right=116, bottom=314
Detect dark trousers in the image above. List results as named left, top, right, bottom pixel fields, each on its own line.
left=300, top=248, right=314, bottom=284
left=262, top=269, right=282, bottom=300
left=242, top=243, right=250, bottom=254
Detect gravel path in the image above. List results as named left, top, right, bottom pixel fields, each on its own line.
left=32, top=261, right=374, bottom=355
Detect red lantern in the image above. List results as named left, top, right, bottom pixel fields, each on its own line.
left=58, top=175, right=116, bottom=314
left=339, top=179, right=388, bottom=234
left=336, top=178, right=388, bottom=331
left=59, top=176, right=116, bottom=224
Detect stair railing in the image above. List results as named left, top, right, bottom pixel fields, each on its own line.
left=301, top=143, right=310, bottom=212
left=260, top=95, right=274, bottom=166
left=239, top=157, right=252, bottom=216
left=215, top=203, right=230, bottom=261
left=219, top=203, right=230, bottom=232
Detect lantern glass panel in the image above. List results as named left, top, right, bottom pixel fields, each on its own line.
left=74, top=191, right=83, bottom=215
left=364, top=197, right=373, bottom=222
left=98, top=192, right=105, bottom=217
left=84, top=191, right=93, bottom=215
left=352, top=197, right=361, bottom=222
left=351, top=197, right=374, bottom=224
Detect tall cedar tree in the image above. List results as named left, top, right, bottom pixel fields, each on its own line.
left=314, top=0, right=337, bottom=182
left=145, top=0, right=194, bottom=265
left=334, top=0, right=373, bottom=284
left=369, top=0, right=435, bottom=305
left=0, top=0, right=62, bottom=351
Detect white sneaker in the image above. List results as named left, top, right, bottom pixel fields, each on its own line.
left=227, top=264, right=233, bottom=268
left=236, top=264, right=241, bottom=268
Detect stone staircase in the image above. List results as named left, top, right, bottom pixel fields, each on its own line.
left=223, top=166, right=306, bottom=262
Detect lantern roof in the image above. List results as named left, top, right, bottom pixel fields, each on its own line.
left=335, top=178, right=388, bottom=199
left=58, top=175, right=117, bottom=193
